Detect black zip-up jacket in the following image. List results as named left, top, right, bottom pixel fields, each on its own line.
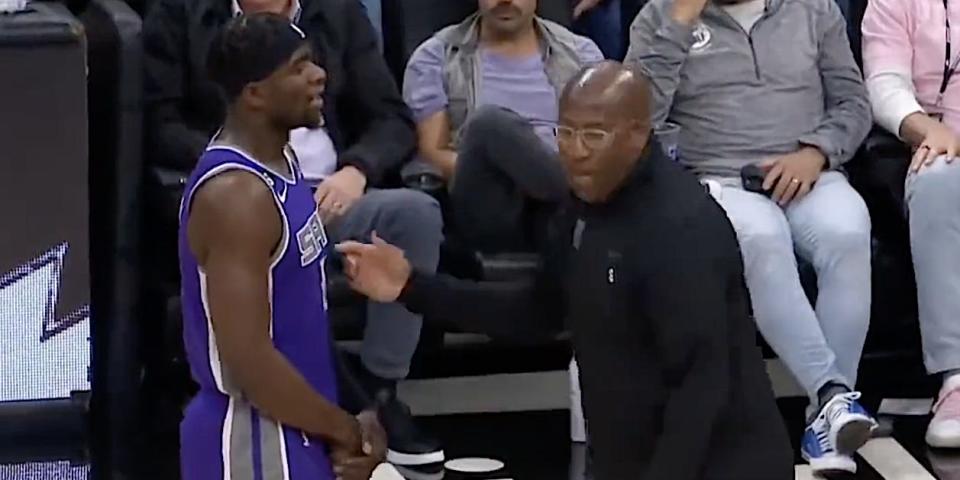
left=399, top=145, right=794, bottom=480
left=143, top=0, right=415, bottom=186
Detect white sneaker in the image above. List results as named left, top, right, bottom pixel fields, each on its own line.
left=927, top=375, right=960, bottom=448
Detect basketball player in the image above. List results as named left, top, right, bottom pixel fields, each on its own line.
left=178, top=13, right=384, bottom=480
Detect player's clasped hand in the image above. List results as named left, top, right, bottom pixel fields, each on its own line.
left=332, top=410, right=386, bottom=480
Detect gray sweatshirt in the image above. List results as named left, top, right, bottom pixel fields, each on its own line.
left=625, top=0, right=871, bottom=178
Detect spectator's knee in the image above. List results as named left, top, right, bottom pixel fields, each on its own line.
left=461, top=105, right=521, bottom=142
left=369, top=189, right=443, bottom=245
left=815, top=200, right=872, bottom=262
left=910, top=160, right=960, bottom=210
left=736, top=222, right=797, bottom=277
left=743, top=232, right=795, bottom=268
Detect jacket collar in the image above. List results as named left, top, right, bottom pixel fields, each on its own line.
left=705, top=0, right=782, bottom=22
left=230, top=0, right=303, bottom=21
left=201, top=0, right=312, bottom=24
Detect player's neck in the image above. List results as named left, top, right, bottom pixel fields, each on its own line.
left=220, top=114, right=290, bottom=171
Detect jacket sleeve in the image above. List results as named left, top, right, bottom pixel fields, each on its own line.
left=623, top=0, right=696, bottom=127
left=798, top=0, right=873, bottom=169
left=862, top=0, right=923, bottom=137
left=398, top=225, right=566, bottom=338
left=336, top=0, right=417, bottom=185
left=398, top=270, right=564, bottom=339
left=640, top=216, right=734, bottom=480
left=143, top=0, right=210, bottom=171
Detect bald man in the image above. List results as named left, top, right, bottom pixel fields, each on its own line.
left=336, top=62, right=793, bottom=480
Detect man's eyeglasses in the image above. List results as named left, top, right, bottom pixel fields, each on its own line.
left=555, top=126, right=614, bottom=150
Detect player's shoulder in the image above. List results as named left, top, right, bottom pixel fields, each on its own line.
left=192, top=168, right=274, bottom=214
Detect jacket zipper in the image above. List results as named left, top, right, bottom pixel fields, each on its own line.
left=714, top=8, right=767, bottom=80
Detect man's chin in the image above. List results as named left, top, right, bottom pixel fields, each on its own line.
left=300, top=115, right=324, bottom=130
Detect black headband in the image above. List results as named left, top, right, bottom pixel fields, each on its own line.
left=207, top=14, right=310, bottom=98
left=234, top=18, right=307, bottom=84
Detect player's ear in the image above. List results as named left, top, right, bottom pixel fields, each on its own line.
left=242, top=80, right=269, bottom=109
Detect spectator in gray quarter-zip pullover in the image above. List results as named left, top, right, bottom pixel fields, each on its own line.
left=626, top=0, right=876, bottom=476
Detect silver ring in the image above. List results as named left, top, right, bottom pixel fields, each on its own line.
left=791, top=178, right=800, bottom=184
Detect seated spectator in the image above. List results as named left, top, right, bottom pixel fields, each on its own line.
left=402, top=0, right=603, bottom=252
left=143, top=0, right=445, bottom=466
left=626, top=0, right=875, bottom=474
left=863, top=0, right=960, bottom=449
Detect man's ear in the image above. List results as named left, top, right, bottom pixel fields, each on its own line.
left=241, top=81, right=269, bottom=109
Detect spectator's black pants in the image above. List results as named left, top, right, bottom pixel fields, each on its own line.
left=450, top=106, right=568, bottom=253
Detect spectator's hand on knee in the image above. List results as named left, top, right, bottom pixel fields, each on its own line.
left=911, top=121, right=960, bottom=173
left=316, top=166, right=367, bottom=222
left=761, top=147, right=826, bottom=206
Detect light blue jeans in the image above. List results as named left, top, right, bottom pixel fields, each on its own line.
left=906, top=159, right=960, bottom=375
left=704, top=171, right=872, bottom=403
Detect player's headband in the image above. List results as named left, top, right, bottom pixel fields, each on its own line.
left=235, top=19, right=309, bottom=85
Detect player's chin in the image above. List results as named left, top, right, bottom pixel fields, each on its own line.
left=300, top=112, right=323, bottom=129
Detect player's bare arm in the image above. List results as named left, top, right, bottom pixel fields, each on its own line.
left=187, top=170, right=361, bottom=451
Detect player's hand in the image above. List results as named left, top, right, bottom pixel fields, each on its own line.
left=332, top=453, right=380, bottom=480
left=760, top=147, right=826, bottom=206
left=356, top=410, right=387, bottom=463
left=911, top=121, right=960, bottom=173
left=573, top=0, right=603, bottom=19
left=670, top=0, right=709, bottom=24
left=330, top=411, right=385, bottom=480
left=335, top=231, right=412, bottom=303
left=315, top=166, right=366, bottom=223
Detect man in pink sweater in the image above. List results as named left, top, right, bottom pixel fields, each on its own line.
left=863, top=0, right=960, bottom=449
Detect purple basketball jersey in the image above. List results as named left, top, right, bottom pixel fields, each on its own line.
left=178, top=145, right=337, bottom=480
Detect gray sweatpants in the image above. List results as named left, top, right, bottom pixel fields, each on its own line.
left=906, top=159, right=960, bottom=375
left=328, top=188, right=443, bottom=380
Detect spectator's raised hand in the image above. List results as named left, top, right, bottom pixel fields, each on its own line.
left=911, top=121, right=960, bottom=173
left=315, top=166, right=367, bottom=223
left=670, top=0, right=710, bottom=24
left=760, top=147, right=826, bottom=206
left=573, top=0, right=604, bottom=19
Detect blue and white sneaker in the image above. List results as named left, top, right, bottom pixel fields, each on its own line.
left=802, top=418, right=857, bottom=475
left=821, top=391, right=877, bottom=455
